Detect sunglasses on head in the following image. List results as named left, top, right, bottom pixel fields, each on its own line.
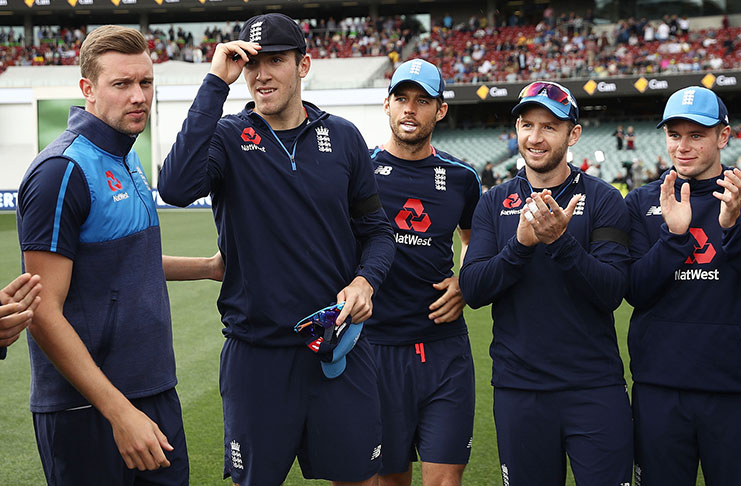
left=519, top=81, right=574, bottom=107
left=294, top=302, right=345, bottom=340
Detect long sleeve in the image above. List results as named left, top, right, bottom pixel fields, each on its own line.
left=158, top=73, right=229, bottom=207
left=352, top=208, right=396, bottom=293
left=624, top=188, right=693, bottom=308
left=459, top=197, right=535, bottom=309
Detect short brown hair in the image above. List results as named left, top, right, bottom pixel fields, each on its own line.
left=80, top=25, right=148, bottom=82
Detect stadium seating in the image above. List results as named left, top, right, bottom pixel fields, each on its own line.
left=432, top=122, right=741, bottom=183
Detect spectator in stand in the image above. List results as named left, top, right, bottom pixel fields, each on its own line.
left=626, top=126, right=636, bottom=150
left=481, top=162, right=496, bottom=192
left=507, top=131, right=518, bottom=157
left=614, top=125, right=625, bottom=150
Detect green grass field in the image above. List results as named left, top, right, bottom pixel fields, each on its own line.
left=0, top=211, right=705, bottom=485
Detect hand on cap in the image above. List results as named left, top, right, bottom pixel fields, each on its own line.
left=210, top=41, right=261, bottom=85
left=335, top=276, right=373, bottom=325
left=660, top=170, right=692, bottom=234
left=715, top=167, right=741, bottom=229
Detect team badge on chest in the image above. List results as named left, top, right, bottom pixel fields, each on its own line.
left=434, top=166, right=446, bottom=191
left=316, top=126, right=332, bottom=153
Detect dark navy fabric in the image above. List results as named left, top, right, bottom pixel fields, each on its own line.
left=220, top=337, right=382, bottom=485
left=33, top=389, right=188, bottom=486
left=372, top=335, right=475, bottom=473
left=632, top=383, right=741, bottom=486
left=494, top=386, right=633, bottom=486
left=625, top=169, right=741, bottom=392
left=159, top=74, right=395, bottom=347
left=17, top=107, right=176, bottom=413
left=459, top=165, right=630, bottom=390
left=366, top=147, right=480, bottom=344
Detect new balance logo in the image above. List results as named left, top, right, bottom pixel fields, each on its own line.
left=646, top=205, right=662, bottom=216
left=501, top=464, right=510, bottom=486
left=370, top=444, right=382, bottom=461
left=466, top=436, right=473, bottom=449
left=681, top=89, right=695, bottom=105
left=375, top=165, right=393, bottom=176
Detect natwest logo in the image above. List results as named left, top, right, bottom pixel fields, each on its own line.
left=241, top=127, right=261, bottom=144
left=395, top=198, right=431, bottom=232
left=685, top=227, right=715, bottom=264
left=106, top=170, right=122, bottom=192
left=503, top=193, right=522, bottom=208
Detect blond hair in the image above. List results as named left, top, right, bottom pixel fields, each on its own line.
left=80, top=25, right=148, bottom=82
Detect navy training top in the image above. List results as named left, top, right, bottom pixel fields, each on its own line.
left=626, top=168, right=741, bottom=392
left=365, top=146, right=480, bottom=344
left=159, top=74, right=395, bottom=347
left=460, top=165, right=630, bottom=390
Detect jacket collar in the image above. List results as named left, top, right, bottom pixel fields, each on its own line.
left=67, top=106, right=138, bottom=157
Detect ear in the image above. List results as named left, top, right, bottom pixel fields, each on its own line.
left=435, top=102, right=449, bottom=122
left=79, top=77, right=95, bottom=103
left=568, top=124, right=582, bottom=147
left=298, top=54, right=311, bottom=79
left=718, top=125, right=731, bottom=149
left=383, top=97, right=390, bottom=116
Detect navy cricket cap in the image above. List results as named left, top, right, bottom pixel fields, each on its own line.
left=318, top=321, right=363, bottom=379
left=511, top=81, right=579, bottom=124
left=389, top=59, right=446, bottom=99
left=657, top=86, right=730, bottom=128
left=295, top=303, right=363, bottom=379
left=239, top=13, right=306, bottom=54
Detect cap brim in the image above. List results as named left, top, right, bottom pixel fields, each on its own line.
left=256, top=44, right=306, bottom=54
left=512, top=98, right=573, bottom=122
left=320, top=322, right=363, bottom=379
left=656, top=114, right=724, bottom=129
left=389, top=80, right=441, bottom=98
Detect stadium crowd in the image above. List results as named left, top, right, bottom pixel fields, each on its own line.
left=1, top=12, right=740, bottom=80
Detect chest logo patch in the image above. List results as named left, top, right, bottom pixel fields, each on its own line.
left=105, top=170, right=122, bottom=192
left=316, top=126, right=332, bottom=153
left=503, top=193, right=522, bottom=208
left=395, top=198, right=431, bottom=233
left=241, top=127, right=261, bottom=145
left=686, top=227, right=716, bottom=264
left=434, top=166, right=446, bottom=191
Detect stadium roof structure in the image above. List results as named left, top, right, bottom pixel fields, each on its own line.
left=0, top=56, right=390, bottom=89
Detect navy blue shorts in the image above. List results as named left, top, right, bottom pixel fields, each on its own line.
left=371, top=334, right=474, bottom=474
left=33, top=388, right=188, bottom=486
left=494, top=385, right=632, bottom=486
left=633, top=383, right=741, bottom=486
left=220, top=336, right=382, bottom=485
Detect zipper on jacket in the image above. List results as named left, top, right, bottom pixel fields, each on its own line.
left=252, top=111, right=325, bottom=172
left=123, top=154, right=153, bottom=224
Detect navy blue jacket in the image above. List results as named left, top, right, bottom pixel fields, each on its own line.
left=17, top=107, right=175, bottom=412
left=366, top=146, right=480, bottom=344
left=626, top=169, right=741, bottom=392
left=460, top=166, right=630, bottom=390
left=159, top=74, right=395, bottom=347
